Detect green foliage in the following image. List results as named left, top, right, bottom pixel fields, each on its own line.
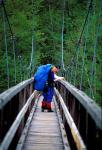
left=0, top=0, right=101, bottom=106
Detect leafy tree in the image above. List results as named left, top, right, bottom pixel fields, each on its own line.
left=0, top=0, right=101, bottom=106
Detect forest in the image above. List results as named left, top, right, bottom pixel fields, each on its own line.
left=0, top=0, right=102, bottom=106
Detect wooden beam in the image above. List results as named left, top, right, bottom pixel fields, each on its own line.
left=16, top=95, right=40, bottom=150
left=53, top=96, right=71, bottom=150
left=0, top=78, right=33, bottom=110
left=0, top=91, right=37, bottom=150
left=58, top=80, right=102, bottom=130
left=54, top=88, right=86, bottom=150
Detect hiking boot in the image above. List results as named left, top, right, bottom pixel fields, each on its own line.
left=41, top=100, right=47, bottom=111
left=42, top=108, right=45, bottom=112
left=48, top=109, right=53, bottom=112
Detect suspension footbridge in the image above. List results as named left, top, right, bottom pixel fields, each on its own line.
left=0, top=0, right=102, bottom=150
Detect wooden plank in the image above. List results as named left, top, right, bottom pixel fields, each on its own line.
left=26, top=132, right=62, bottom=137
left=53, top=96, right=71, bottom=150
left=25, top=136, right=63, bottom=143
left=23, top=144, right=64, bottom=150
left=58, top=80, right=102, bottom=129
left=54, top=88, right=86, bottom=150
left=29, top=125, right=60, bottom=131
left=30, top=122, right=59, bottom=126
left=0, top=78, right=33, bottom=109
left=0, top=91, right=36, bottom=150
left=25, top=140, right=63, bottom=145
left=16, top=97, right=39, bottom=150
left=21, top=96, right=68, bottom=150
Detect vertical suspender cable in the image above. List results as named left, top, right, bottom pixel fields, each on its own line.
left=80, top=12, right=90, bottom=90
left=19, top=56, right=22, bottom=82
left=49, top=4, right=55, bottom=51
left=80, top=39, right=87, bottom=90
left=70, top=58, right=73, bottom=83
left=61, top=0, right=66, bottom=71
left=74, top=46, right=80, bottom=86
left=2, top=1, right=16, bottom=87
left=2, top=1, right=13, bottom=36
left=18, top=55, right=22, bottom=82
left=66, top=66, right=70, bottom=81
left=31, top=0, right=34, bottom=75
left=89, top=3, right=101, bottom=98
left=3, top=6, right=9, bottom=88
left=74, top=0, right=93, bottom=86
left=30, top=35, right=34, bottom=77
left=12, top=36, right=16, bottom=84
left=77, top=0, right=93, bottom=45
left=29, top=0, right=35, bottom=77
left=69, top=66, right=72, bottom=82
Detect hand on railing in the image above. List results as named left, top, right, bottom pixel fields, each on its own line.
left=54, top=74, right=65, bottom=82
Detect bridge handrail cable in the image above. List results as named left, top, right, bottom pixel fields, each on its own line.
left=0, top=78, right=33, bottom=110
left=54, top=88, right=86, bottom=150
left=0, top=91, right=36, bottom=150
left=58, top=80, right=102, bottom=130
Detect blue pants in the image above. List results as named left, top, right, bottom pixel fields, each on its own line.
left=43, top=87, right=54, bottom=103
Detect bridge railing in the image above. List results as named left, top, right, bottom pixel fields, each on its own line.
left=0, top=79, right=101, bottom=150
left=55, top=80, right=102, bottom=150
left=0, top=78, right=35, bottom=149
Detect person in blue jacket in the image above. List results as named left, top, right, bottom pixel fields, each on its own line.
left=42, top=65, right=64, bottom=112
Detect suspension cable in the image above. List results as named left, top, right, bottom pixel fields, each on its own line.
left=89, top=3, right=101, bottom=98
left=29, top=0, right=35, bottom=78
left=12, top=36, right=16, bottom=84
left=70, top=58, right=74, bottom=83
left=78, top=0, right=93, bottom=45
left=18, top=56, right=23, bottom=82
left=2, top=0, right=18, bottom=87
left=74, top=0, right=93, bottom=86
left=29, top=35, right=34, bottom=77
left=2, top=1, right=13, bottom=36
left=48, top=3, right=55, bottom=51
left=80, top=11, right=90, bottom=90
left=61, top=0, right=66, bottom=71
left=3, top=6, right=10, bottom=88
left=32, top=0, right=35, bottom=75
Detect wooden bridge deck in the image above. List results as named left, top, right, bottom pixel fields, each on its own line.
left=19, top=96, right=70, bottom=150
left=0, top=80, right=101, bottom=150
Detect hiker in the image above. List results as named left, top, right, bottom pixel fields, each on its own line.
left=33, top=64, right=64, bottom=112
left=42, top=65, right=64, bottom=112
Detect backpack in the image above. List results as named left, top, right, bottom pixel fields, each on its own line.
left=33, top=64, right=52, bottom=91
